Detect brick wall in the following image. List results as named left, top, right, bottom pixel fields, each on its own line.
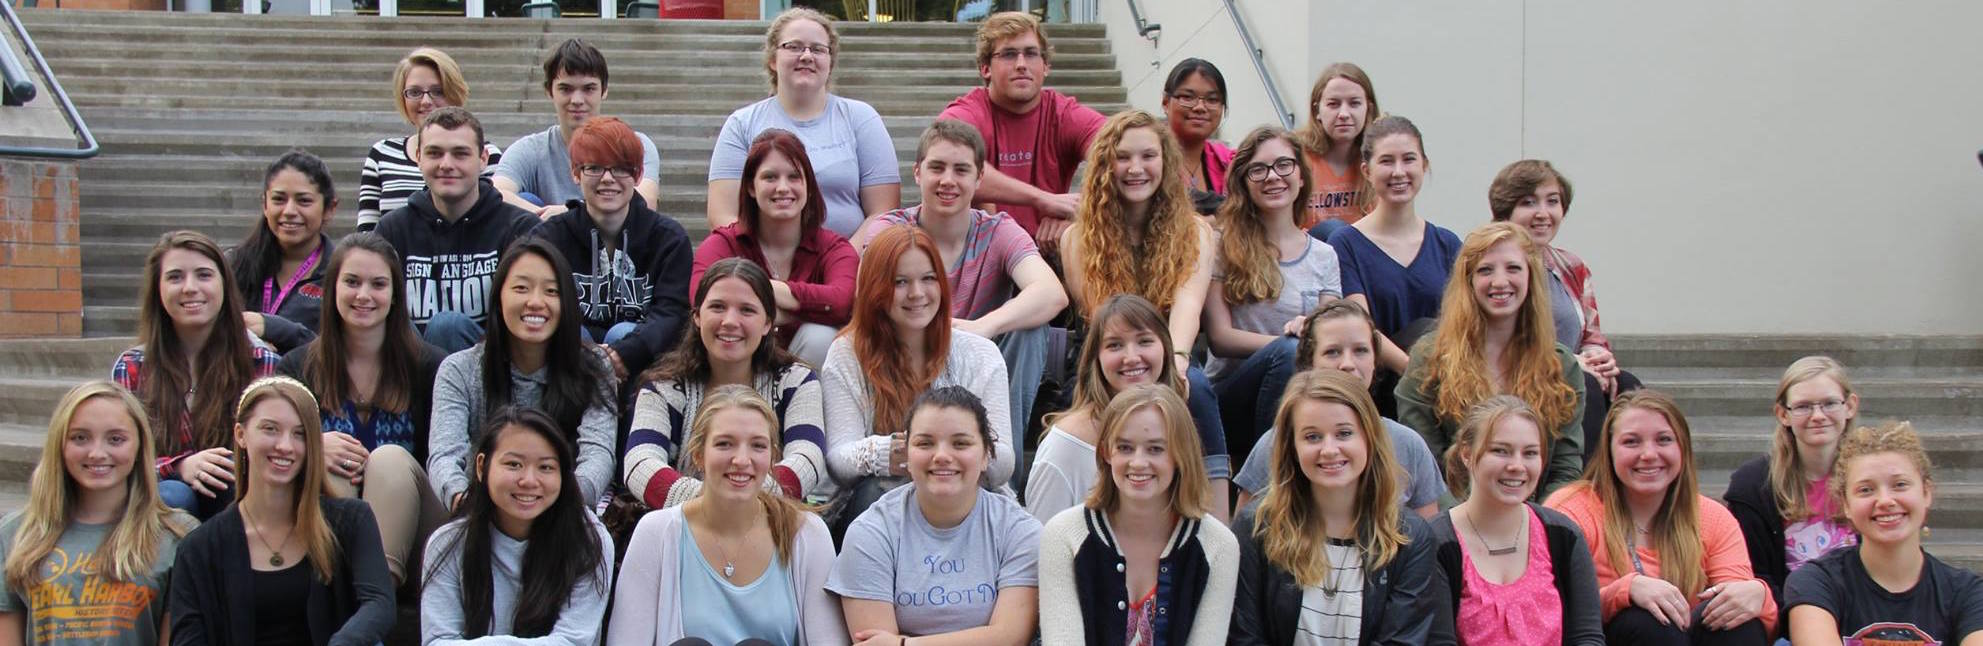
left=0, top=158, right=83, bottom=338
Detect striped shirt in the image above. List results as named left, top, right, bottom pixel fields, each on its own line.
left=623, top=363, right=828, bottom=509
left=355, top=136, right=504, bottom=230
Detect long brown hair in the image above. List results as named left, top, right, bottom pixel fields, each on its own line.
left=847, top=226, right=952, bottom=438
left=1770, top=356, right=1859, bottom=522
left=682, top=385, right=810, bottom=563
left=303, top=233, right=423, bottom=415
left=138, top=230, right=259, bottom=456
left=1072, top=110, right=1201, bottom=315
left=645, top=258, right=796, bottom=387
left=1573, top=389, right=1707, bottom=598
left=1051, top=294, right=1184, bottom=428
left=737, top=128, right=827, bottom=235
left=5, top=382, right=192, bottom=592
left=1255, top=369, right=1408, bottom=586
left=1412, top=222, right=1577, bottom=434
left=1215, top=126, right=1314, bottom=305
left=233, top=377, right=340, bottom=582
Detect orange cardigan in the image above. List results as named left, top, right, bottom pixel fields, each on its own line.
left=1545, top=485, right=1779, bottom=635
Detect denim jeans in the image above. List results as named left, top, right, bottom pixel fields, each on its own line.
left=421, top=310, right=484, bottom=355
left=1212, top=336, right=1300, bottom=476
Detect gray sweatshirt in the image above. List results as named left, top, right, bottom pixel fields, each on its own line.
left=428, top=344, right=618, bottom=506
left=420, top=516, right=616, bottom=645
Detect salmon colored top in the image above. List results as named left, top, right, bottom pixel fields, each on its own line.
left=1545, top=484, right=1779, bottom=635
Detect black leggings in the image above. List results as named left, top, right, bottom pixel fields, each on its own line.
left=1604, top=606, right=1767, bottom=646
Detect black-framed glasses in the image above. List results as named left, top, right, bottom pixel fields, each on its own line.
left=1169, top=92, right=1224, bottom=109
left=1245, top=157, right=1300, bottom=183
left=402, top=86, right=446, bottom=101
left=578, top=165, right=636, bottom=180
left=1786, top=399, right=1847, bottom=418
left=992, top=47, right=1044, bottom=62
left=777, top=40, right=832, bottom=57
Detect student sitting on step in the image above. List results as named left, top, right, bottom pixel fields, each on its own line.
left=169, top=377, right=397, bottom=645
left=1161, top=58, right=1234, bottom=212
left=1724, top=356, right=1862, bottom=635
left=230, top=150, right=338, bottom=354
left=693, top=129, right=858, bottom=368
left=706, top=7, right=900, bottom=239
left=492, top=38, right=661, bottom=220
left=356, top=47, right=503, bottom=232
left=820, top=226, right=1011, bottom=536
left=114, top=230, right=282, bottom=519
left=0, top=381, right=197, bottom=646
left=277, top=232, right=450, bottom=589
left=422, top=407, right=614, bottom=645
left=938, top=11, right=1107, bottom=252
left=1297, top=62, right=1381, bottom=241
left=532, top=116, right=693, bottom=381
left=625, top=258, right=828, bottom=511
left=1785, top=421, right=1983, bottom=645
left=373, top=106, right=540, bottom=354
left=852, top=119, right=1066, bottom=483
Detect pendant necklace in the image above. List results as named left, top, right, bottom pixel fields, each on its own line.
left=1464, top=508, right=1521, bottom=556
left=243, top=507, right=295, bottom=567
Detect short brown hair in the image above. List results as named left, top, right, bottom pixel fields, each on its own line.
left=916, top=119, right=986, bottom=171
left=1488, top=159, right=1574, bottom=221
left=391, top=47, right=469, bottom=126
left=542, top=38, right=608, bottom=93
left=974, top=12, right=1052, bottom=73
left=420, top=106, right=485, bottom=150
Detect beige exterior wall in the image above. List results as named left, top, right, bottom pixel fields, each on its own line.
left=1104, top=0, right=1983, bottom=334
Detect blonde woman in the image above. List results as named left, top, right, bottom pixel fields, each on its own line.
left=168, top=376, right=395, bottom=645
left=0, top=381, right=196, bottom=645
left=1231, top=368, right=1434, bottom=644
left=356, top=47, right=502, bottom=231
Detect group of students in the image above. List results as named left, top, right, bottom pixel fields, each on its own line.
left=1, top=7, right=1978, bottom=646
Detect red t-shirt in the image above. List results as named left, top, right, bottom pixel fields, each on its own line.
left=938, top=87, right=1107, bottom=235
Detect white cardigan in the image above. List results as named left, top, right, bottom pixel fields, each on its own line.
left=604, top=506, right=848, bottom=646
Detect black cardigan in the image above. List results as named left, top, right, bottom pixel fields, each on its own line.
left=1723, top=453, right=1800, bottom=631
left=1229, top=506, right=1435, bottom=645
left=1424, top=503, right=1605, bottom=645
left=169, top=497, right=396, bottom=646
left=277, top=340, right=448, bottom=465
left=1070, top=508, right=1216, bottom=646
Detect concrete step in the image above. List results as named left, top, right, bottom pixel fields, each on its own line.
left=1648, top=377, right=1983, bottom=419
left=77, top=131, right=928, bottom=167
left=1613, top=335, right=1983, bottom=371
left=13, top=10, right=1109, bottom=38
left=75, top=108, right=958, bottom=138
left=50, top=57, right=1128, bottom=88
left=60, top=77, right=1127, bottom=107
left=0, top=376, right=108, bottom=428
left=0, top=338, right=134, bottom=379
left=76, top=181, right=733, bottom=218
left=35, top=41, right=1121, bottom=71
left=82, top=307, right=138, bottom=339
left=19, top=23, right=1113, bottom=55
left=66, top=93, right=1130, bottom=117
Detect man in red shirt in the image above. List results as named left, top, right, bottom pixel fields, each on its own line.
left=938, top=11, right=1107, bottom=254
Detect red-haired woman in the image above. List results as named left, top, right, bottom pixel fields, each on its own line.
left=820, top=225, right=1012, bottom=534
left=695, top=128, right=860, bottom=369
left=534, top=116, right=692, bottom=381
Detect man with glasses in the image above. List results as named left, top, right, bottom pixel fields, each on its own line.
left=493, top=38, right=663, bottom=220
left=533, top=117, right=692, bottom=380
left=375, top=107, right=541, bottom=353
left=938, top=11, right=1106, bottom=254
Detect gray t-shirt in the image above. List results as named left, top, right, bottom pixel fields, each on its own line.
left=826, top=485, right=1041, bottom=637
left=708, top=94, right=902, bottom=237
left=1234, top=417, right=1444, bottom=511
left=493, top=124, right=662, bottom=206
left=1208, top=237, right=1343, bottom=380
left=0, top=511, right=192, bottom=646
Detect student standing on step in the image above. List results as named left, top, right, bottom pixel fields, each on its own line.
left=278, top=232, right=450, bottom=588
left=428, top=239, right=618, bottom=514
left=852, top=120, right=1066, bottom=479
left=421, top=408, right=615, bottom=645
left=231, top=150, right=338, bottom=354
left=356, top=47, right=503, bottom=232
left=374, top=106, right=541, bottom=355
left=494, top=38, right=662, bottom=219
left=1784, top=421, right=1983, bottom=645
left=169, top=376, right=397, bottom=646
left=694, top=129, right=859, bottom=368
left=938, top=11, right=1107, bottom=252
left=609, top=386, right=844, bottom=645
left=706, top=7, right=901, bottom=239
left=0, top=381, right=197, bottom=645
left=533, top=116, right=693, bottom=381
left=1298, top=62, right=1380, bottom=242
left=115, top=231, right=282, bottom=519
left=1725, top=356, right=1861, bottom=634
left=1546, top=390, right=1774, bottom=645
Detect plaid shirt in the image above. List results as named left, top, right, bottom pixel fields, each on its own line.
left=1541, top=245, right=1611, bottom=353
left=111, top=343, right=281, bottom=477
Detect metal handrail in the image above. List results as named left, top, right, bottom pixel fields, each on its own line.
left=1123, top=0, right=1158, bottom=39
left=0, top=2, right=99, bottom=159
left=1222, top=0, right=1292, bottom=129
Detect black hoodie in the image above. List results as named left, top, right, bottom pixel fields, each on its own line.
left=533, top=198, right=691, bottom=377
left=374, top=180, right=539, bottom=330
left=1724, top=454, right=1796, bottom=630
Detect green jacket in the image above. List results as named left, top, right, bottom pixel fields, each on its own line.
left=1396, top=339, right=1587, bottom=501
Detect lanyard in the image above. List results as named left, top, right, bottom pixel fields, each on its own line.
left=262, top=244, right=323, bottom=315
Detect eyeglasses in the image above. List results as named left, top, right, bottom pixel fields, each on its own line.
left=992, top=48, right=1044, bottom=62
left=1786, top=399, right=1847, bottom=418
left=777, top=40, right=832, bottom=57
left=402, top=86, right=446, bottom=101
left=1169, top=92, right=1224, bottom=109
left=1245, top=157, right=1300, bottom=183
left=578, top=165, right=636, bottom=180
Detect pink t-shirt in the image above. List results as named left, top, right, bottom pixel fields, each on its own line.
left=1457, top=507, right=1564, bottom=646
left=855, top=206, right=1039, bottom=320
left=1785, top=476, right=1858, bottom=572
left=937, top=88, right=1107, bottom=235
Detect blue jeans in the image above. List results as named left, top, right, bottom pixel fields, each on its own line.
left=422, top=310, right=484, bottom=354
left=1309, top=218, right=1348, bottom=242
left=159, top=479, right=197, bottom=511
left=581, top=321, right=640, bottom=346
left=995, top=324, right=1050, bottom=490
left=1213, top=336, right=1300, bottom=475
left=1185, top=365, right=1231, bottom=480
